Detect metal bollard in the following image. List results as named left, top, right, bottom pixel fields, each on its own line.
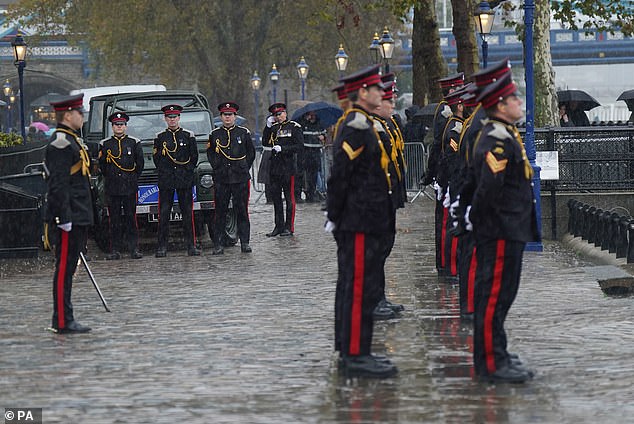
left=587, top=206, right=597, bottom=244
left=608, top=212, right=620, bottom=254
left=567, top=199, right=577, bottom=235
left=593, top=208, right=603, bottom=247
left=600, top=210, right=612, bottom=251
left=627, top=222, right=634, bottom=263
left=573, top=202, right=584, bottom=237
left=581, top=204, right=591, bottom=240
left=616, top=216, right=630, bottom=258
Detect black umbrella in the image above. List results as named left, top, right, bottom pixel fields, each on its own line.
left=414, top=102, right=439, bottom=127
left=291, top=101, right=343, bottom=127
left=617, top=89, right=634, bottom=111
left=557, top=90, right=600, bottom=111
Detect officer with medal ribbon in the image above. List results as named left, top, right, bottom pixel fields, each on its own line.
left=262, top=103, right=304, bottom=237
left=152, top=104, right=201, bottom=257
left=45, top=93, right=93, bottom=334
left=98, top=112, right=144, bottom=260
left=207, top=102, right=256, bottom=254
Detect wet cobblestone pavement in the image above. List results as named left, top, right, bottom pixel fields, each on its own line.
left=1, top=192, right=633, bottom=423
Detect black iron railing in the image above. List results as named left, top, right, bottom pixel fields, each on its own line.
left=567, top=199, right=634, bottom=263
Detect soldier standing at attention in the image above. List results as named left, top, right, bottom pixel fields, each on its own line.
left=153, top=104, right=201, bottom=257
left=45, top=93, right=93, bottom=334
left=99, top=112, right=144, bottom=260
left=326, top=65, right=397, bottom=378
left=207, top=102, right=256, bottom=255
left=262, top=103, right=304, bottom=237
left=469, top=73, right=539, bottom=383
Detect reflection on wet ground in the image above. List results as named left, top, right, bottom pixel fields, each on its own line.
left=1, top=194, right=633, bottom=423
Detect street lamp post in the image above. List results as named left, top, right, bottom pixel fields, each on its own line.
left=3, top=80, right=11, bottom=132
left=379, top=27, right=395, bottom=74
left=269, top=64, right=280, bottom=103
left=368, top=32, right=380, bottom=65
left=335, top=44, right=349, bottom=78
left=296, top=56, right=309, bottom=101
left=11, top=32, right=27, bottom=141
left=250, top=71, right=261, bottom=143
left=9, top=93, right=15, bottom=132
left=524, top=0, right=542, bottom=251
left=474, top=1, right=495, bottom=68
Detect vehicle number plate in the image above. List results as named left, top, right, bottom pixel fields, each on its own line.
left=148, top=212, right=183, bottom=222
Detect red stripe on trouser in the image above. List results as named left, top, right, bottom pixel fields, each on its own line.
left=441, top=206, right=448, bottom=267
left=57, top=230, right=70, bottom=329
left=289, top=176, right=296, bottom=232
left=450, top=236, right=459, bottom=275
left=467, top=246, right=477, bottom=313
left=349, top=233, right=365, bottom=355
left=190, top=197, right=197, bottom=246
left=485, top=240, right=506, bottom=374
left=246, top=180, right=251, bottom=218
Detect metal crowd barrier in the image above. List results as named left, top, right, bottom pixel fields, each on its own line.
left=403, top=142, right=427, bottom=192
left=567, top=199, right=634, bottom=263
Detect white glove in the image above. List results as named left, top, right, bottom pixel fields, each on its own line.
left=465, top=206, right=473, bottom=231
left=443, top=187, right=451, bottom=208
left=449, top=196, right=460, bottom=219
left=434, top=182, right=443, bottom=201
left=272, top=145, right=282, bottom=153
left=58, top=222, right=72, bottom=232
left=325, top=220, right=336, bottom=233
left=266, top=116, right=276, bottom=128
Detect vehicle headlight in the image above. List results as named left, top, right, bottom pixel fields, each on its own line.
left=200, top=174, right=214, bottom=188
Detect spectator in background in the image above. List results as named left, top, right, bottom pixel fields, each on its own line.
left=558, top=103, right=574, bottom=127
left=566, top=101, right=590, bottom=126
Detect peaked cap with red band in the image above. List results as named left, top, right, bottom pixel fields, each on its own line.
left=476, top=73, right=518, bottom=109
left=332, top=84, right=347, bottom=101
left=218, top=102, right=239, bottom=113
left=108, top=112, right=129, bottom=123
left=162, top=104, right=183, bottom=116
left=381, top=73, right=397, bottom=100
left=268, top=103, right=287, bottom=114
left=438, top=72, right=465, bottom=89
left=341, top=64, right=385, bottom=94
left=50, top=93, right=84, bottom=112
left=471, top=58, right=512, bottom=88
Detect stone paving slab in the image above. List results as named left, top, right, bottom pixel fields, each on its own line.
left=1, top=192, right=633, bottom=423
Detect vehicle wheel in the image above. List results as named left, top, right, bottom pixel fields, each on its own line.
left=93, top=208, right=111, bottom=253
left=222, top=208, right=238, bottom=246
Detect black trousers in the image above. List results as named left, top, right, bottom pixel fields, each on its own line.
left=334, top=231, right=388, bottom=356
left=269, top=173, right=296, bottom=233
left=443, top=208, right=459, bottom=277
left=158, top=186, right=196, bottom=250
left=213, top=180, right=250, bottom=246
left=473, top=238, right=525, bottom=376
left=458, top=232, right=477, bottom=315
left=303, top=148, right=321, bottom=201
left=434, top=194, right=444, bottom=273
left=107, top=194, right=139, bottom=253
left=52, top=225, right=88, bottom=329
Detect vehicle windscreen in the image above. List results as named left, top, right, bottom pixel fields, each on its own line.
left=104, top=111, right=213, bottom=140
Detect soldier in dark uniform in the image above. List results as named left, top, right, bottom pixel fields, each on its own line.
left=262, top=103, right=304, bottom=237
left=469, top=73, right=539, bottom=383
left=437, top=89, right=467, bottom=283
left=326, top=64, right=398, bottom=378
left=298, top=111, right=326, bottom=203
left=422, top=73, right=464, bottom=282
left=451, top=59, right=513, bottom=321
left=369, top=72, right=405, bottom=321
left=207, top=102, right=256, bottom=255
left=45, top=93, right=93, bottom=334
left=98, top=112, right=144, bottom=260
left=153, top=104, right=201, bottom=257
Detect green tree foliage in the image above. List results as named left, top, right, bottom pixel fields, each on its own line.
left=6, top=0, right=401, bottom=125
